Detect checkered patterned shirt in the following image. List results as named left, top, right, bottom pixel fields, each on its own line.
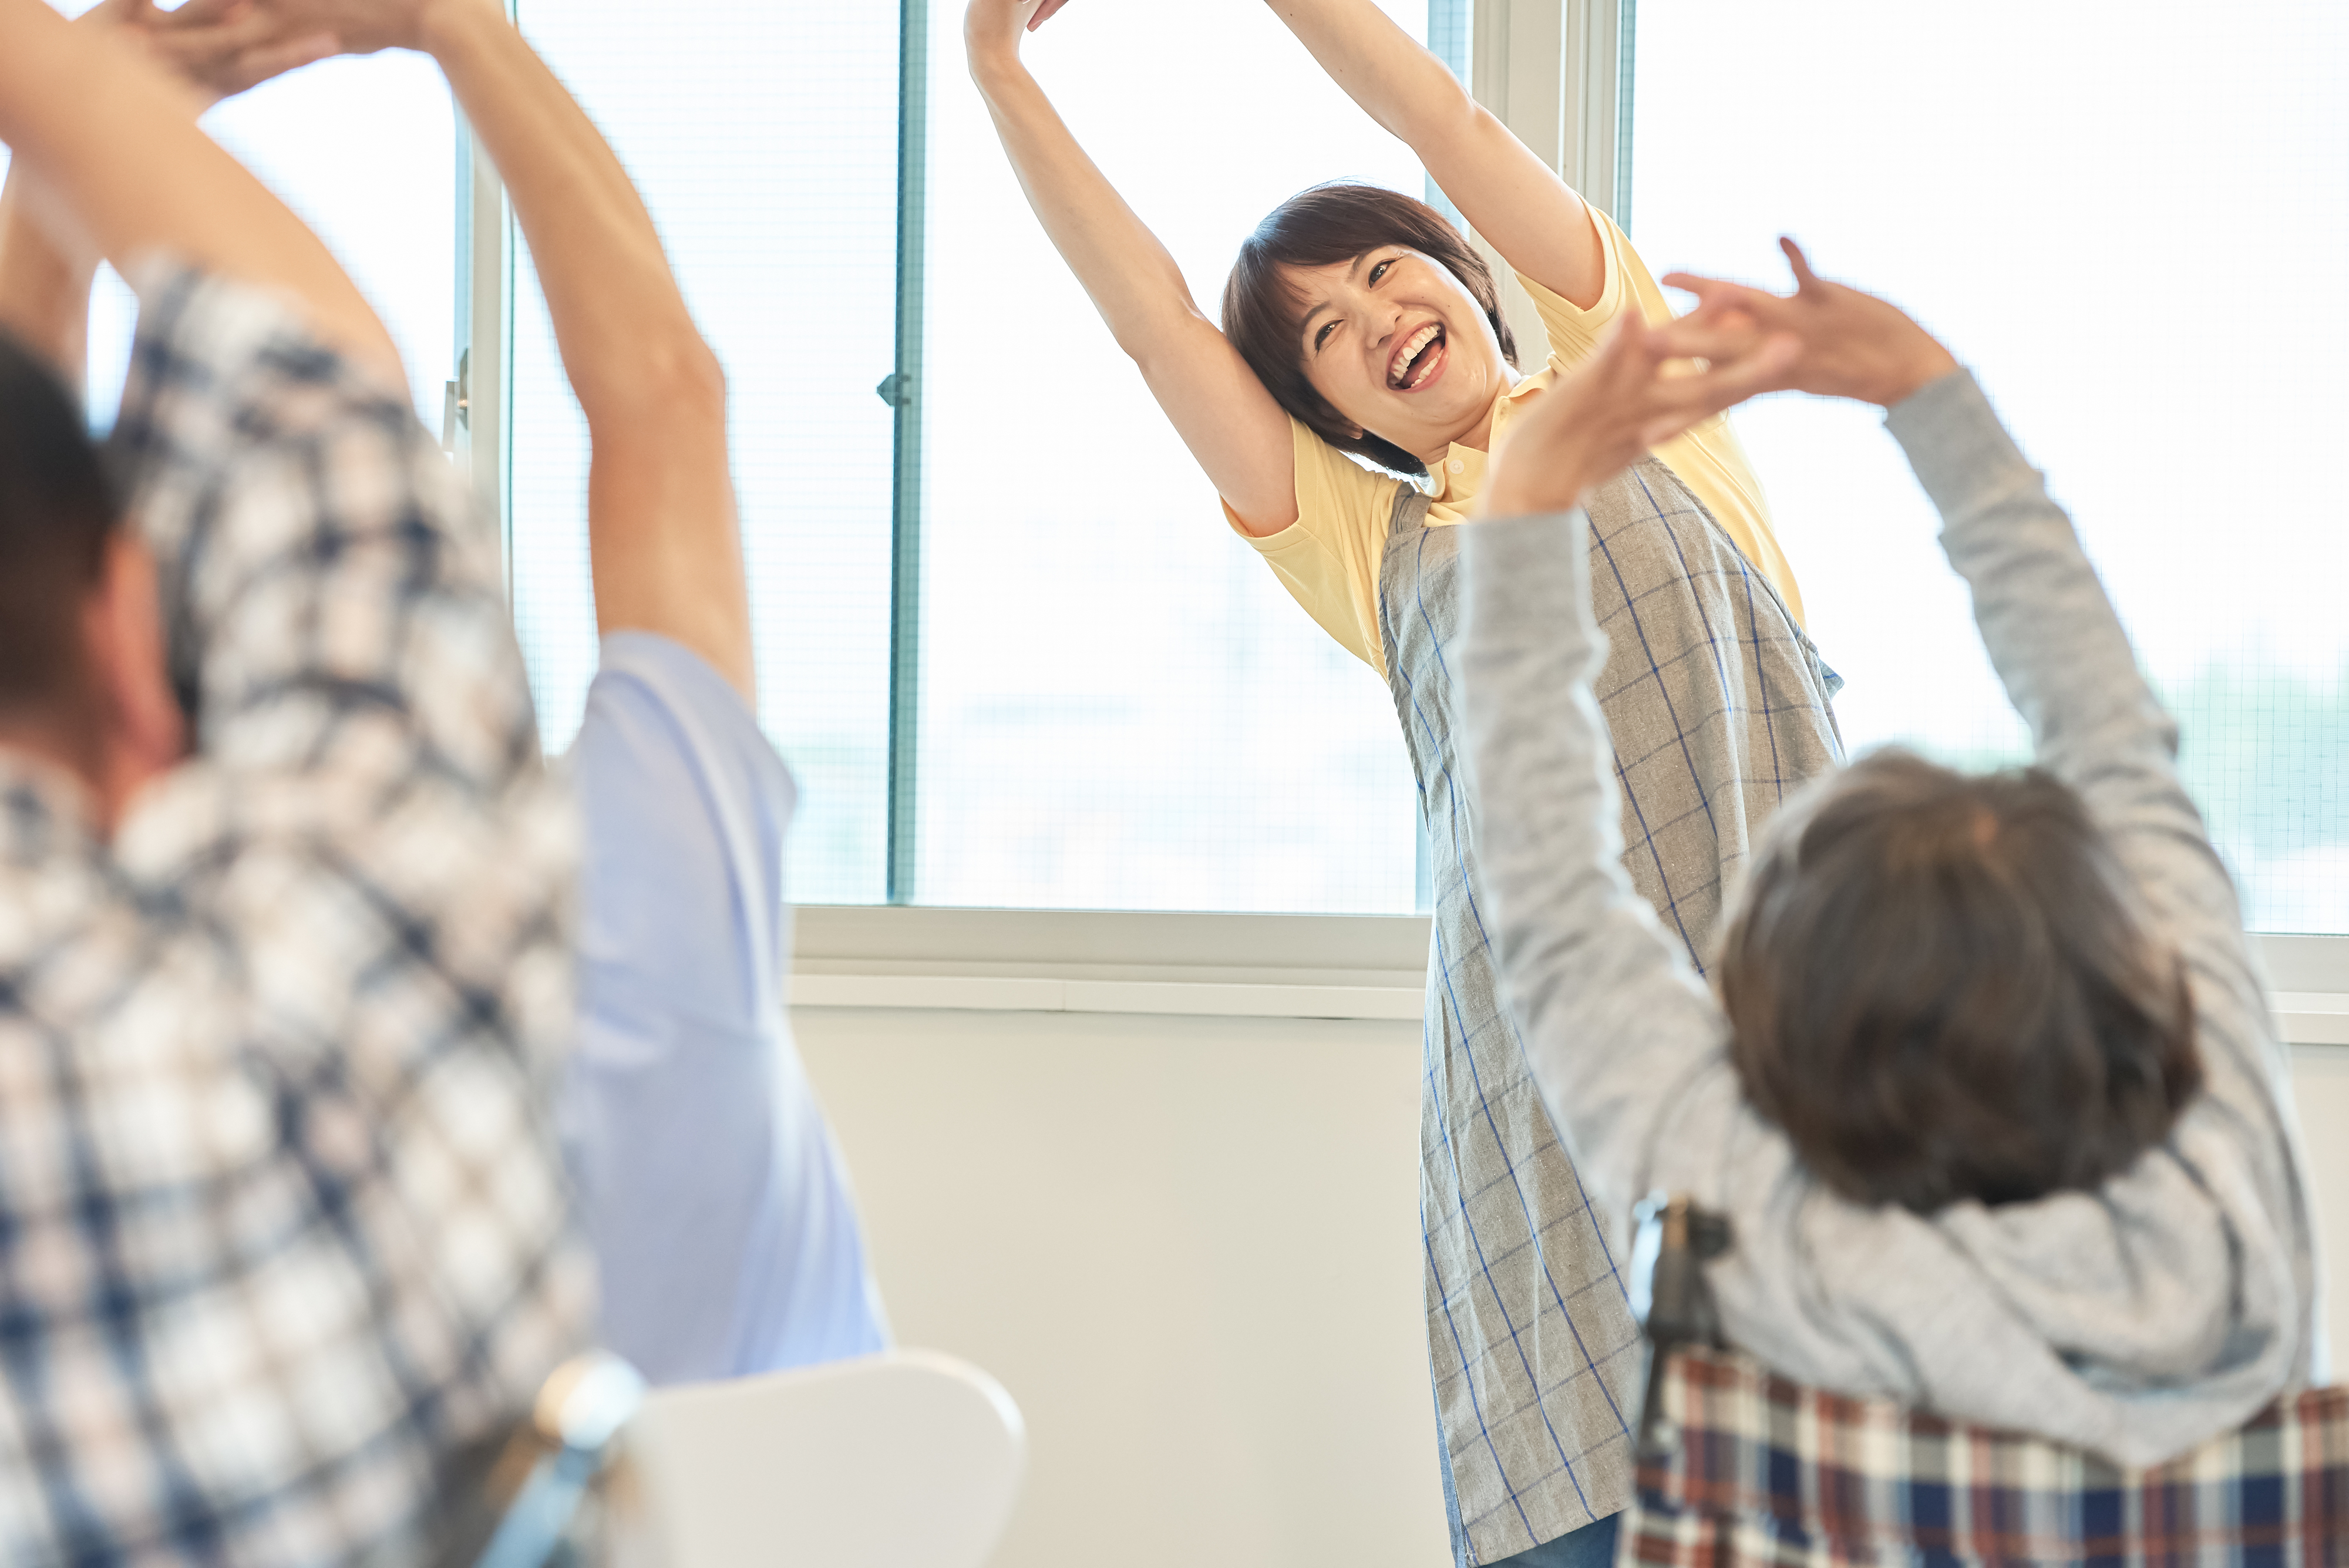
left=0, top=267, right=590, bottom=1564
left=1624, top=1346, right=2349, bottom=1565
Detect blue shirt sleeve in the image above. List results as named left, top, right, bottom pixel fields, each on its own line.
left=559, top=632, right=889, bottom=1383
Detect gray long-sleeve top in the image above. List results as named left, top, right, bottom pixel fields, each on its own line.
left=1459, top=369, right=2322, bottom=1466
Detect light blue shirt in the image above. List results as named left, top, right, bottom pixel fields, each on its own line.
left=558, top=632, right=889, bottom=1383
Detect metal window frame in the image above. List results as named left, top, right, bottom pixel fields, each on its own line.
left=459, top=0, right=2349, bottom=996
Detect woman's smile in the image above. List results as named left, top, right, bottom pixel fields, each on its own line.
left=1386, top=321, right=1448, bottom=391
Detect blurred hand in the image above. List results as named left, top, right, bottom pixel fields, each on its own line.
left=1661, top=238, right=1958, bottom=409
left=2, top=0, right=294, bottom=123
left=1027, top=0, right=1075, bottom=26
left=1479, top=311, right=1798, bottom=518
left=137, top=0, right=489, bottom=100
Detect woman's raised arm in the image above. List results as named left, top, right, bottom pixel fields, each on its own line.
left=968, top=0, right=1298, bottom=533
left=1262, top=0, right=1604, bottom=309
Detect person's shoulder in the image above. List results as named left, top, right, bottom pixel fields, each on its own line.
left=578, top=632, right=796, bottom=832
left=574, top=634, right=795, bottom=1028
left=1516, top=207, right=1688, bottom=369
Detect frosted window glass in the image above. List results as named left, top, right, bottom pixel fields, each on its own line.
left=1631, top=0, right=2349, bottom=933
left=507, top=0, right=899, bottom=904
left=910, top=2, right=1426, bottom=913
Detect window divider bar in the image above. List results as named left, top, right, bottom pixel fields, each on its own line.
left=1613, top=0, right=1636, bottom=233
left=456, top=26, right=514, bottom=586
left=886, top=0, right=930, bottom=905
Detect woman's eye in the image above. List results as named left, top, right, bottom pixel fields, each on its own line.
left=1314, top=322, right=1337, bottom=351
left=1369, top=259, right=1393, bottom=285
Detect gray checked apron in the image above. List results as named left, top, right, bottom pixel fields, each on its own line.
left=1376, top=458, right=1842, bottom=1564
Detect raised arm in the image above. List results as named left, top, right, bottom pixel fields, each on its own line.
left=0, top=1, right=332, bottom=398
left=433, top=1, right=750, bottom=695
left=1257, top=0, right=1604, bottom=309
left=153, top=0, right=755, bottom=698
left=1664, top=241, right=2278, bottom=1098
left=968, top=0, right=1297, bottom=533
left=0, top=0, right=396, bottom=380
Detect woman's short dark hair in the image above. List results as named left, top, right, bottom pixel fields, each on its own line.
left=1221, top=182, right=1518, bottom=479
left=1715, top=748, right=2202, bottom=1215
left=0, top=331, right=117, bottom=722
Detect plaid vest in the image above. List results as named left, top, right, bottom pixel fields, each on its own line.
left=1626, top=1346, right=2349, bottom=1566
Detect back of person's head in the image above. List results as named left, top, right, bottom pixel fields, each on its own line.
left=1221, top=181, right=1517, bottom=478
left=0, top=332, right=116, bottom=754
left=1715, top=748, right=2201, bottom=1214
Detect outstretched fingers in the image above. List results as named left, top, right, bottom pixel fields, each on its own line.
left=1778, top=235, right=1823, bottom=291
left=1634, top=327, right=1796, bottom=447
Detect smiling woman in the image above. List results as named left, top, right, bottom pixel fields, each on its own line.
left=961, top=0, right=1842, bottom=1563
left=1219, top=181, right=1520, bottom=480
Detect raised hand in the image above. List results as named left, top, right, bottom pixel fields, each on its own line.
left=1479, top=311, right=1798, bottom=519
left=138, top=0, right=480, bottom=100
left=1660, top=238, right=1958, bottom=409
left=965, top=0, right=1051, bottom=72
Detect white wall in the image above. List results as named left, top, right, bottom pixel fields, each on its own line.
left=796, top=1006, right=1448, bottom=1568
left=798, top=1007, right=2349, bottom=1568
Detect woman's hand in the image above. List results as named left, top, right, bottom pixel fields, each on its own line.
left=1661, top=239, right=1958, bottom=410
left=965, top=0, right=1050, bottom=79
left=1480, top=313, right=1797, bottom=519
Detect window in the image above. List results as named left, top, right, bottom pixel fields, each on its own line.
left=904, top=0, right=1428, bottom=913
left=28, top=1, right=2330, bottom=939
left=1628, top=0, right=2349, bottom=934
left=499, top=0, right=1433, bottom=911
left=506, top=0, right=901, bottom=904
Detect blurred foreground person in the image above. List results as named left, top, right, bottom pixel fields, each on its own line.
left=135, top=0, right=893, bottom=1380
left=0, top=0, right=584, bottom=1556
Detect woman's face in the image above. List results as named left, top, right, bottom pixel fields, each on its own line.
left=1285, top=247, right=1515, bottom=465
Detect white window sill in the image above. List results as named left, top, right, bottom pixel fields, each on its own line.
left=790, top=907, right=2349, bottom=1044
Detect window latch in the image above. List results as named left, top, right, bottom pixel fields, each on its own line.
left=443, top=348, right=472, bottom=454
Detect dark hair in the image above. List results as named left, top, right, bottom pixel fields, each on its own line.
left=1221, top=183, right=1517, bottom=478
left=0, top=331, right=116, bottom=728
left=1715, top=749, right=2202, bottom=1215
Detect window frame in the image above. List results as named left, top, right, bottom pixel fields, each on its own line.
left=454, top=0, right=2349, bottom=1004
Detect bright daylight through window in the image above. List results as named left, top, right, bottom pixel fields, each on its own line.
left=1631, top=0, right=2349, bottom=935
left=25, top=0, right=2340, bottom=936
left=507, top=0, right=900, bottom=905
left=907, top=0, right=1427, bottom=913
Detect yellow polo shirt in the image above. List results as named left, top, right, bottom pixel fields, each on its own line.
left=1229, top=210, right=1805, bottom=671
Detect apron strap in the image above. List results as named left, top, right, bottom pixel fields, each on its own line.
left=1387, top=482, right=1432, bottom=540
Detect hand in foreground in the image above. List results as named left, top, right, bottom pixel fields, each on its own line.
left=137, top=0, right=478, bottom=99
left=1479, top=311, right=1798, bottom=519
left=1660, top=238, right=1958, bottom=409
left=41, top=0, right=321, bottom=112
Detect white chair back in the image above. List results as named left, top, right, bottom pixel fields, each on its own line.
left=629, top=1350, right=1025, bottom=1568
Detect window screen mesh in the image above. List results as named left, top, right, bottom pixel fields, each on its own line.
left=508, top=0, right=900, bottom=903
